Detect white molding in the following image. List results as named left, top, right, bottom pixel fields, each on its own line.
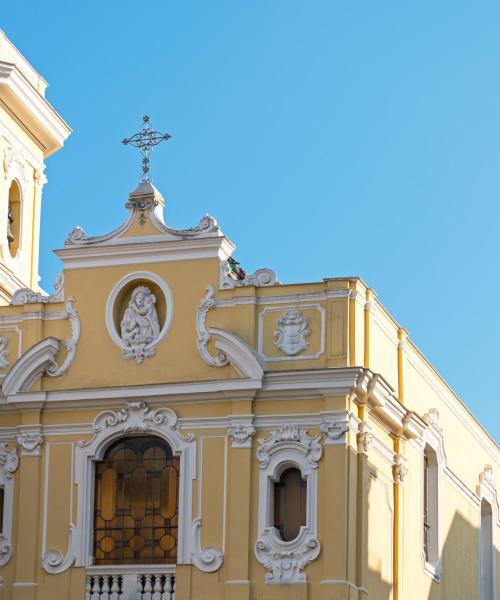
left=105, top=271, right=173, bottom=362
left=2, top=300, right=79, bottom=396
left=54, top=236, right=233, bottom=270
left=211, top=328, right=265, bottom=379
left=2, top=336, right=59, bottom=395
left=404, top=343, right=499, bottom=463
left=215, top=288, right=352, bottom=308
left=0, top=62, right=71, bottom=156
left=258, top=304, right=325, bottom=362
left=0, top=310, right=68, bottom=325
left=0, top=442, right=19, bottom=565
left=255, top=426, right=322, bottom=583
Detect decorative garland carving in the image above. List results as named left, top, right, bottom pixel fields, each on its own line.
left=10, top=272, right=64, bottom=305
left=79, top=401, right=192, bottom=448
left=392, top=453, right=408, bottom=485
left=255, top=537, right=321, bottom=584
left=0, top=336, right=9, bottom=369
left=256, top=425, right=322, bottom=470
left=228, top=417, right=255, bottom=448
left=3, top=147, right=27, bottom=186
left=356, top=421, right=373, bottom=455
left=196, top=286, right=229, bottom=368
left=0, top=443, right=18, bottom=566
left=45, top=298, right=80, bottom=378
left=423, top=408, right=443, bottom=435
left=16, top=432, right=43, bottom=456
left=0, top=443, right=18, bottom=479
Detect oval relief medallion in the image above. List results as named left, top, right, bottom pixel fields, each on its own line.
left=106, top=271, right=174, bottom=364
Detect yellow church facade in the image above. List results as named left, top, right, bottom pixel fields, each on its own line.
left=0, top=31, right=498, bottom=600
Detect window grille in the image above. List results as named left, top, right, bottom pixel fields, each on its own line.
left=93, top=436, right=179, bottom=565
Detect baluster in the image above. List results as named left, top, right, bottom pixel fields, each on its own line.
left=85, top=575, right=92, bottom=600
left=90, top=576, right=101, bottom=600
left=143, top=574, right=153, bottom=600
left=110, top=575, right=121, bottom=600
left=100, top=576, right=110, bottom=600
left=163, top=574, right=173, bottom=600
left=137, top=574, right=145, bottom=599
left=152, top=574, right=162, bottom=600
left=171, top=576, right=175, bottom=600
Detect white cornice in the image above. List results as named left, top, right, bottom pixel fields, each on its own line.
left=214, top=288, right=351, bottom=307
left=54, top=236, right=234, bottom=269
left=0, top=62, right=71, bottom=156
left=0, top=310, right=67, bottom=325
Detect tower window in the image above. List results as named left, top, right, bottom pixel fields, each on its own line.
left=93, top=436, right=179, bottom=565
left=273, top=467, right=306, bottom=542
left=7, top=180, right=21, bottom=258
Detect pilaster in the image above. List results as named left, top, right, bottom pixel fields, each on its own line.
left=13, top=414, right=43, bottom=600
left=225, top=401, right=253, bottom=600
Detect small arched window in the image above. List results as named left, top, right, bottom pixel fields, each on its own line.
left=93, top=436, right=179, bottom=565
left=480, top=499, right=494, bottom=600
left=273, top=467, right=307, bottom=541
left=7, top=180, right=21, bottom=258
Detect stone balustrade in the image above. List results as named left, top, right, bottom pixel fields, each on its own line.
left=85, top=567, right=175, bottom=600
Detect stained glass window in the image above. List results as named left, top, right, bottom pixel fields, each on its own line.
left=93, top=436, right=179, bottom=565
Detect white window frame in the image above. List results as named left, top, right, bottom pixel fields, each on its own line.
left=42, top=401, right=223, bottom=575
left=255, top=426, right=322, bottom=584
left=477, top=465, right=498, bottom=600
left=421, top=413, right=446, bottom=582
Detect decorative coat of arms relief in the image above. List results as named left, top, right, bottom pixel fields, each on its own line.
left=120, top=286, right=160, bottom=364
left=274, top=309, right=310, bottom=356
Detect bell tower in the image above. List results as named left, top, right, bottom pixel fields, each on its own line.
left=0, top=30, right=71, bottom=304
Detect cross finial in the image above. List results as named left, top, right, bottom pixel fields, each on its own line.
left=122, top=116, right=171, bottom=183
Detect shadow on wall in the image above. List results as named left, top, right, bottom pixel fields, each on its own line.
left=364, top=484, right=498, bottom=600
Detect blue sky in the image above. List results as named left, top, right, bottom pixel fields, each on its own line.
left=3, top=2, right=499, bottom=441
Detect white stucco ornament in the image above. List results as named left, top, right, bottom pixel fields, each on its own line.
left=274, top=310, right=310, bottom=356
left=255, top=426, right=322, bottom=583
left=0, top=337, right=9, bottom=368
left=120, top=285, right=160, bottom=364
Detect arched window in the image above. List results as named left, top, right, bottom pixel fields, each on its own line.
left=480, top=499, right=494, bottom=600
left=93, top=436, right=179, bottom=565
left=423, top=444, right=439, bottom=565
left=7, top=180, right=21, bottom=257
left=273, top=467, right=307, bottom=541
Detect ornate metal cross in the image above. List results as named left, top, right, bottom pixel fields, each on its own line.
left=122, top=116, right=171, bottom=182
